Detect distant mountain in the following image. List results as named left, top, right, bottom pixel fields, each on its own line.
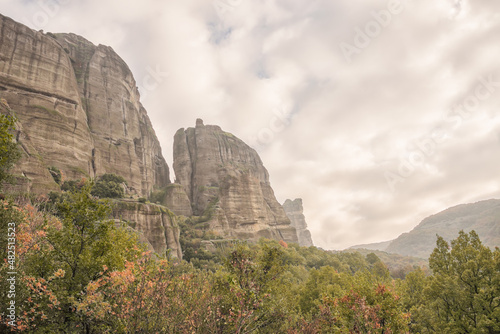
left=350, top=240, right=392, bottom=251
left=352, top=199, right=500, bottom=259
left=343, top=248, right=429, bottom=278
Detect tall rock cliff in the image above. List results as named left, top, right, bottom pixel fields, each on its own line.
left=282, top=199, right=314, bottom=247
left=0, top=14, right=170, bottom=196
left=0, top=15, right=93, bottom=193
left=0, top=14, right=179, bottom=257
left=0, top=13, right=306, bottom=255
left=54, top=33, right=170, bottom=194
left=173, top=119, right=298, bottom=243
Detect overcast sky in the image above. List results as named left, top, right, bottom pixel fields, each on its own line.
left=2, top=0, right=499, bottom=249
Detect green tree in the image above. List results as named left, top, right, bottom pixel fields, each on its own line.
left=426, top=230, right=500, bottom=333
left=320, top=282, right=410, bottom=333
left=90, top=173, right=127, bottom=198
left=298, top=266, right=346, bottom=314
left=48, top=166, right=62, bottom=185
left=0, top=113, right=20, bottom=188
left=398, top=268, right=434, bottom=333
left=214, top=244, right=289, bottom=333
left=20, top=183, right=144, bottom=332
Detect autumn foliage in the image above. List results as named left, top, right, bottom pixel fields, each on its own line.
left=1, top=182, right=499, bottom=333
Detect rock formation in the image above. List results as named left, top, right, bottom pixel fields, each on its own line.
left=111, top=200, right=182, bottom=259
left=53, top=33, right=170, bottom=195
left=149, top=183, right=193, bottom=217
left=0, top=14, right=170, bottom=196
left=163, top=183, right=193, bottom=217
left=173, top=119, right=298, bottom=244
left=0, top=14, right=178, bottom=256
left=0, top=13, right=307, bottom=257
left=282, top=199, right=314, bottom=247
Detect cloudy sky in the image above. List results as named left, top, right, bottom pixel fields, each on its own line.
left=2, top=0, right=499, bottom=249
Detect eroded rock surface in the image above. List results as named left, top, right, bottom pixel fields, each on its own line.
left=283, top=198, right=314, bottom=247
left=163, top=183, right=193, bottom=217
left=173, top=119, right=298, bottom=244
left=0, top=14, right=169, bottom=196
left=0, top=14, right=179, bottom=258
left=112, top=200, right=182, bottom=259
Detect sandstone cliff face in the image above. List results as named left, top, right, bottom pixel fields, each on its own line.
left=112, top=200, right=182, bottom=259
left=282, top=199, right=314, bottom=247
left=0, top=14, right=170, bottom=196
left=148, top=183, right=193, bottom=217
left=163, top=183, right=193, bottom=217
left=0, top=15, right=94, bottom=192
left=173, top=119, right=298, bottom=244
left=0, top=13, right=305, bottom=256
left=0, top=14, right=180, bottom=258
left=54, top=33, right=170, bottom=195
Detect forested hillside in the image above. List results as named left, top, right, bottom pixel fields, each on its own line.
left=353, top=199, right=500, bottom=259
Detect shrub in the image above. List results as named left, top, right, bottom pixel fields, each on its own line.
left=90, top=173, right=127, bottom=199
left=99, top=173, right=126, bottom=184
left=48, top=166, right=62, bottom=184
left=0, top=113, right=21, bottom=188
left=61, top=179, right=84, bottom=192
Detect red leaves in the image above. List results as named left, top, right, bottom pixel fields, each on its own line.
left=279, top=240, right=288, bottom=248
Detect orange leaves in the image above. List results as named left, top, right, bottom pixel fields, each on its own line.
left=12, top=201, right=62, bottom=261
left=375, top=283, right=387, bottom=295
left=67, top=255, right=225, bottom=332
left=53, top=269, right=65, bottom=278
left=317, top=281, right=410, bottom=334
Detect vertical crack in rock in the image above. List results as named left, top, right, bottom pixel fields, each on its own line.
left=121, top=95, right=127, bottom=136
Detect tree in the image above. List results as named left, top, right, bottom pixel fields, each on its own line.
left=214, top=244, right=289, bottom=333
left=0, top=113, right=20, bottom=188
left=90, top=173, right=127, bottom=199
left=426, top=230, right=500, bottom=333
left=320, top=283, right=410, bottom=333
left=17, top=183, right=144, bottom=332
